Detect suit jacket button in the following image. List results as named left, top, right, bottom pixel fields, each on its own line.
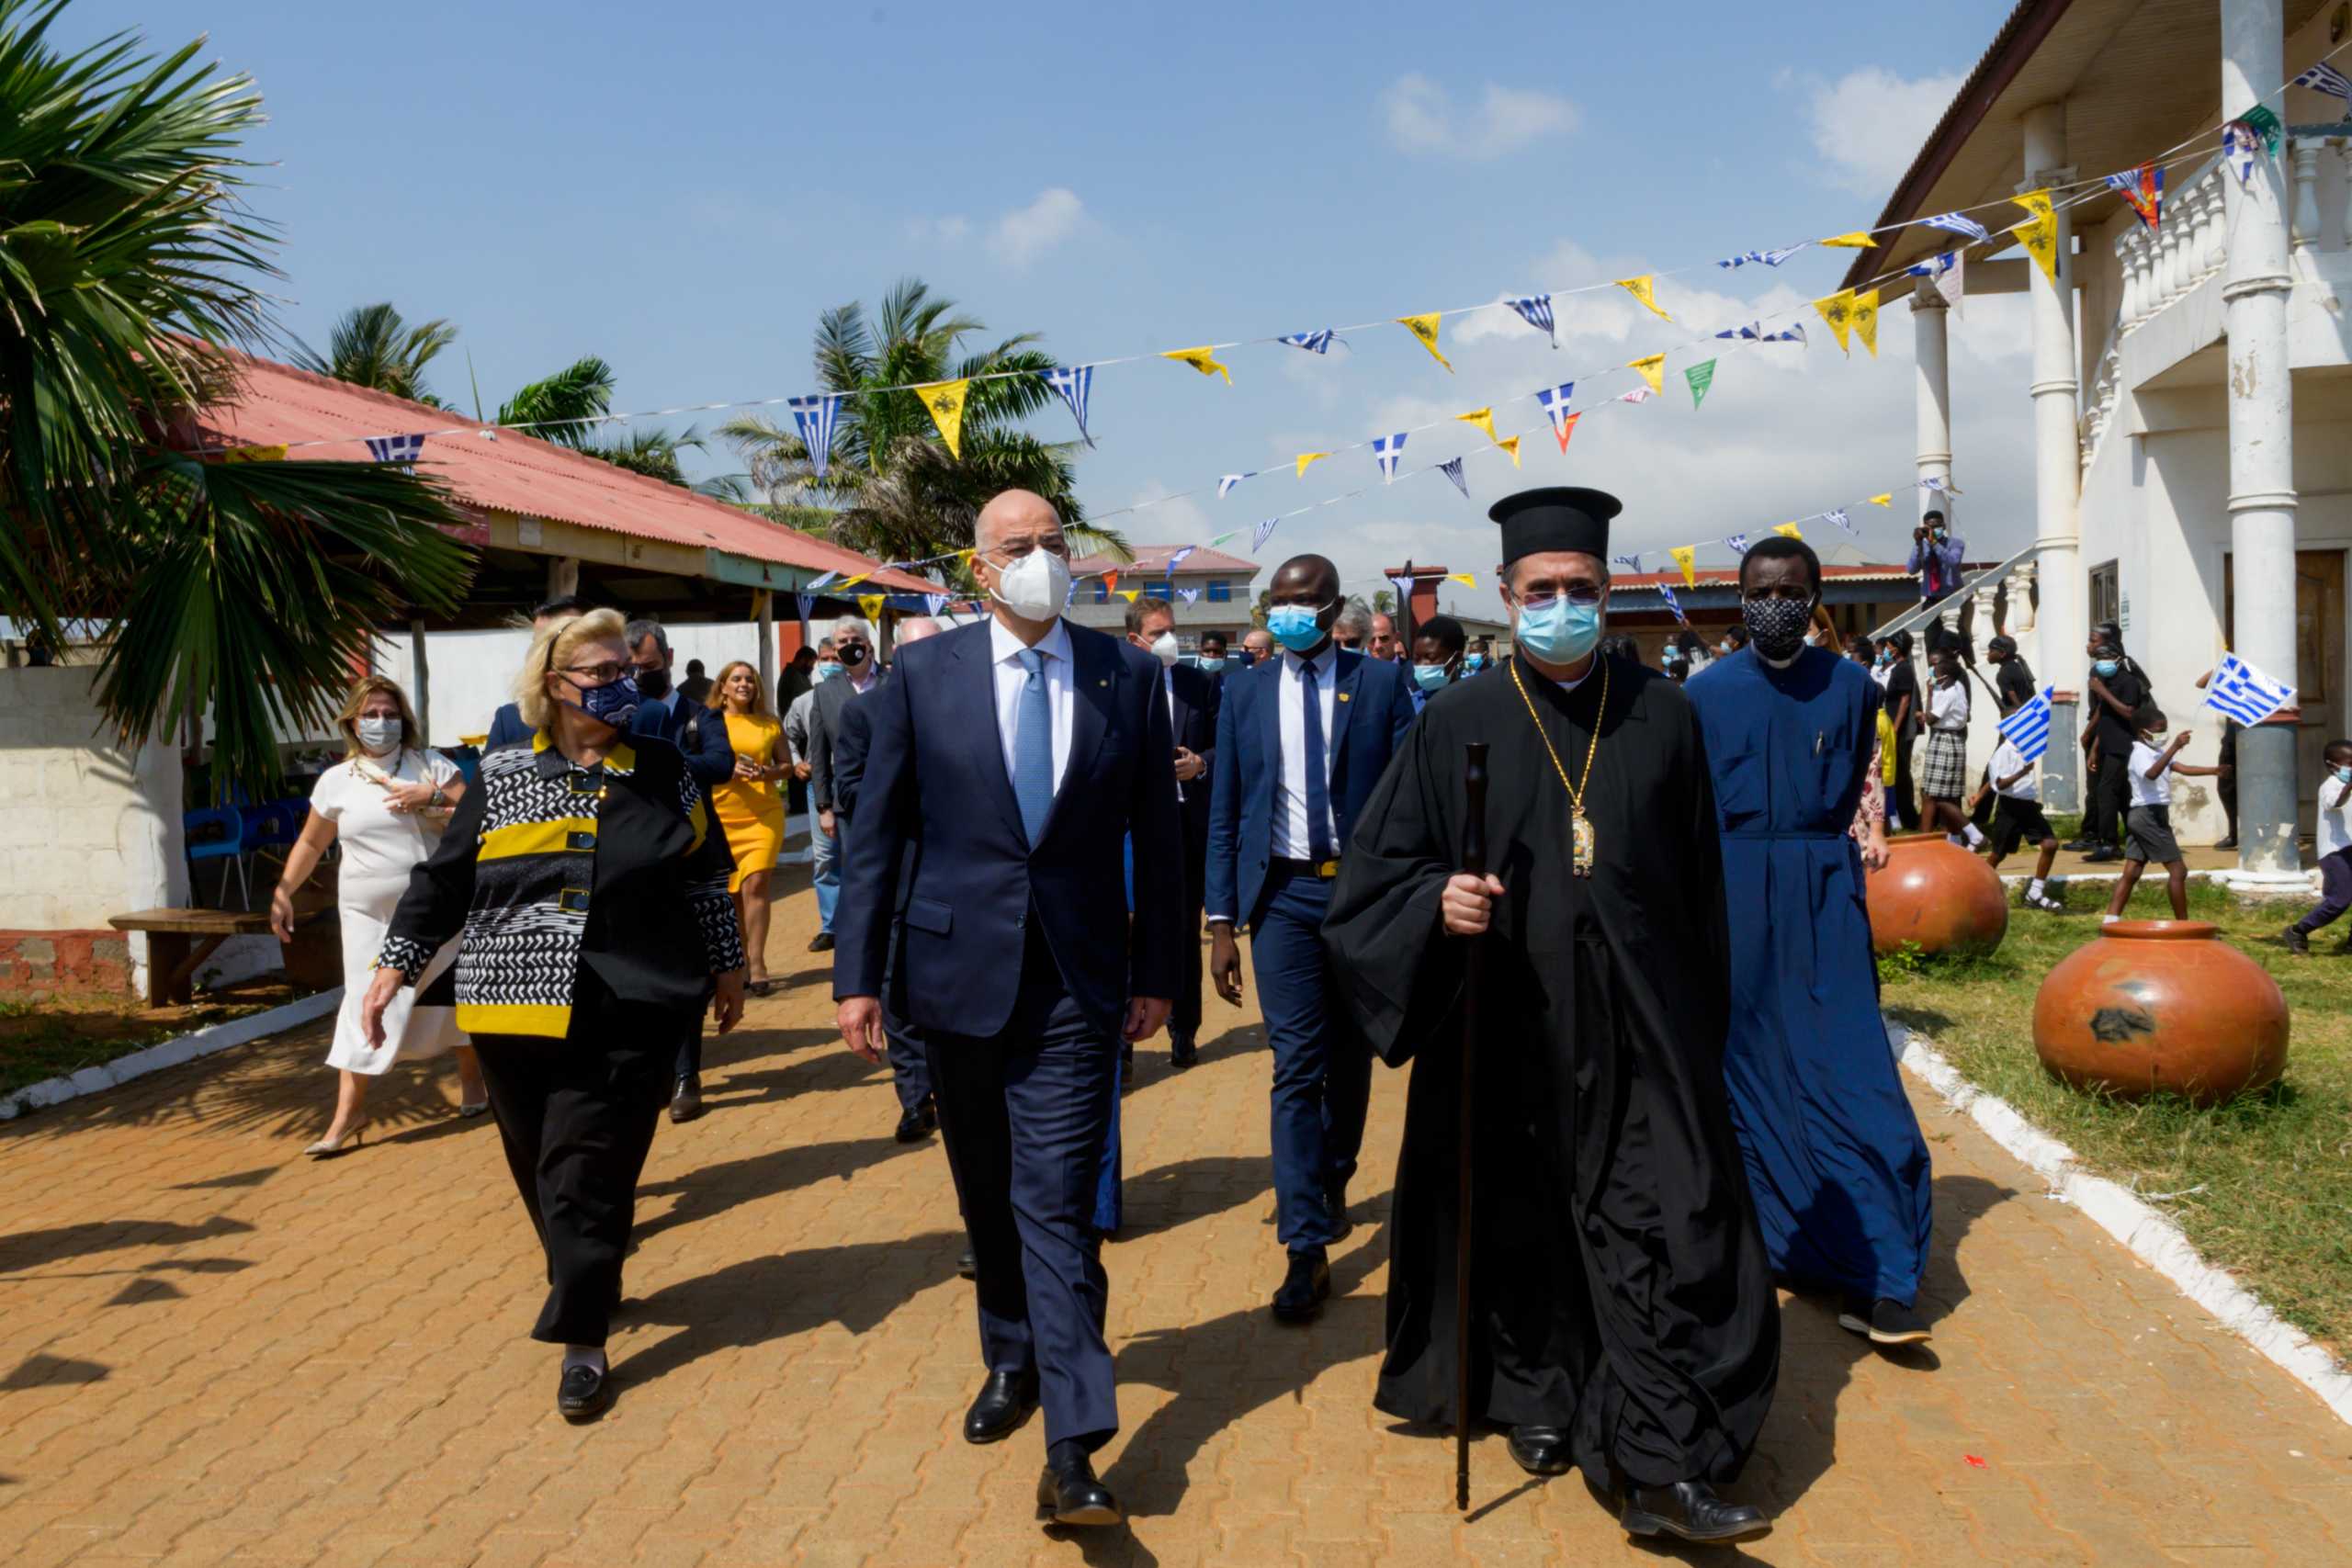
left=1015, top=913, right=1026, bottom=928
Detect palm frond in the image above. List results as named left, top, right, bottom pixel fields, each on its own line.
left=494, top=355, right=615, bottom=446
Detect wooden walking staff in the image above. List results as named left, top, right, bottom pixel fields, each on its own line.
left=1454, top=740, right=1489, bottom=1513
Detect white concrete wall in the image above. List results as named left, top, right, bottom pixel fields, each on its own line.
left=0, top=666, right=188, bottom=989
left=375, top=622, right=775, bottom=745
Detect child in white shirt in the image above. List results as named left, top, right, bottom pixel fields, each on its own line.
left=2105, top=705, right=2222, bottom=922
left=1967, top=738, right=2062, bottom=910
left=2283, top=739, right=2352, bottom=954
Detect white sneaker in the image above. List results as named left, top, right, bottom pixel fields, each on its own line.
left=2027, top=892, right=2064, bottom=911
left=2101, top=913, right=2120, bottom=925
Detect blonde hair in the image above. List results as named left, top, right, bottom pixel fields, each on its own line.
left=704, top=659, right=772, bottom=718
left=334, top=676, right=423, bottom=763
left=514, top=607, right=629, bottom=731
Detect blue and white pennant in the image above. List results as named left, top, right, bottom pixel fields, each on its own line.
left=1373, top=433, right=1408, bottom=483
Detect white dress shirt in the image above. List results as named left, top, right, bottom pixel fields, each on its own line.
left=1272, top=645, right=1340, bottom=860
left=989, top=615, right=1076, bottom=796
left=846, top=662, right=878, bottom=696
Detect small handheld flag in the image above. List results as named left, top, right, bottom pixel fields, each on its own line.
left=2204, top=653, right=2296, bottom=727
left=1998, top=685, right=2056, bottom=762
left=1658, top=582, right=1690, bottom=626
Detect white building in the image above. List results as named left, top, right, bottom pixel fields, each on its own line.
left=1860, top=0, right=2348, bottom=886
left=1065, top=545, right=1261, bottom=650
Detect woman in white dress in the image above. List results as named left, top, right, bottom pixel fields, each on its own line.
left=269, top=676, right=484, bottom=1156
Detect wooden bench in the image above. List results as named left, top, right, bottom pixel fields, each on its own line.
left=107, top=908, right=327, bottom=1008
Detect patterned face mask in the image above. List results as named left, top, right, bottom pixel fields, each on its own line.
left=1740, top=595, right=1815, bottom=660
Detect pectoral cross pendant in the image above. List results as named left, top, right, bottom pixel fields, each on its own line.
left=1571, top=808, right=1596, bottom=877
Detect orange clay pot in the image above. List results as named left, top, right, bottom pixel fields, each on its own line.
left=1864, top=834, right=2008, bottom=958
left=2031, top=920, right=2290, bottom=1106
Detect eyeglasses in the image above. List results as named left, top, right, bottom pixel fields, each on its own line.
left=986, top=537, right=1070, bottom=561
left=1511, top=586, right=1604, bottom=610
left=565, top=661, right=628, bottom=683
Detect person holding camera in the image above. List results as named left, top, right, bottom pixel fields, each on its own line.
left=1905, top=509, right=1967, bottom=655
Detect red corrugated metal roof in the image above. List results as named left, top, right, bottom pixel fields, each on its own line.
left=1070, top=544, right=1261, bottom=577
left=1617, top=563, right=1922, bottom=588
left=190, top=349, right=937, bottom=594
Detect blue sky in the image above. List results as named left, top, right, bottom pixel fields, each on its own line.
left=76, top=0, right=2036, bottom=613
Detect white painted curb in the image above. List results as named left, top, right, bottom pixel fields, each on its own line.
left=0, top=987, right=343, bottom=1121
left=1892, top=1017, right=2352, bottom=1428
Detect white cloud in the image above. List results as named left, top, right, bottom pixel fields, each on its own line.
left=1802, top=66, right=1963, bottom=196
left=908, top=213, right=970, bottom=244
left=988, top=186, right=1085, bottom=267
left=1382, top=73, right=1578, bottom=159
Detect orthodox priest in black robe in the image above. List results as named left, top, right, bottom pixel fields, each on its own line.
left=1322, top=487, right=1777, bottom=1545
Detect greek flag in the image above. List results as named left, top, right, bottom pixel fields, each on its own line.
left=795, top=593, right=814, bottom=622
left=1998, top=684, right=2056, bottom=762
left=366, top=433, right=425, bottom=467
left=1535, top=382, right=1576, bottom=444
left=788, top=394, right=842, bottom=481
left=1165, top=546, right=1197, bottom=579
left=2204, top=652, right=2297, bottom=726
left=1040, top=366, right=1095, bottom=447
left=1726, top=533, right=1750, bottom=554
left=922, top=592, right=950, bottom=615
left=806, top=570, right=841, bottom=591
left=1615, top=553, right=1645, bottom=574
left=2295, top=61, right=2352, bottom=104
left=1508, top=293, right=1557, bottom=347
left=1253, top=516, right=1281, bottom=552
left=1439, top=457, right=1469, bottom=500
left=1373, top=433, right=1408, bottom=482
left=1279, top=329, right=1339, bottom=354
left=1920, top=210, right=1991, bottom=244
left=1717, top=246, right=1800, bottom=269
left=2224, top=119, right=2264, bottom=183
left=1919, top=474, right=1963, bottom=495
left=1905, top=251, right=1958, bottom=278
left=1217, top=472, right=1250, bottom=500
left=1658, top=583, right=1690, bottom=626
left=1177, top=586, right=1200, bottom=604
left=1714, top=322, right=1762, bottom=340
left=1826, top=507, right=1854, bottom=534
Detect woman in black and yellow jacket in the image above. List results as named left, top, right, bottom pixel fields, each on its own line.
left=360, top=607, right=745, bottom=1420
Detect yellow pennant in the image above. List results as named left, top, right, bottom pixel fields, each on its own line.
left=1818, top=231, right=1877, bottom=249
left=2010, top=187, right=2060, bottom=284
left=1397, top=313, right=1453, bottom=372
left=1615, top=276, right=1672, bottom=321
left=222, top=444, right=288, bottom=462
left=1625, top=354, right=1667, bottom=396
left=1447, top=572, right=1476, bottom=588
left=1456, top=407, right=1498, bottom=445
left=1116, top=589, right=1141, bottom=603
left=1295, top=451, right=1333, bottom=478
left=1497, top=434, right=1522, bottom=468
left=911, top=378, right=970, bottom=458
left=1867, top=493, right=1893, bottom=507
left=1773, top=523, right=1804, bottom=540
left=1814, top=289, right=1856, bottom=355
left=857, top=593, right=886, bottom=622
left=1852, top=288, right=1881, bottom=359
left=1668, top=546, right=1697, bottom=587
left=1162, top=345, right=1232, bottom=384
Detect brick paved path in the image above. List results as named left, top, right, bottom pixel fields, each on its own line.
left=5, top=873, right=2350, bottom=1565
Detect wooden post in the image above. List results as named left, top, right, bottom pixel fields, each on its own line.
left=753, top=589, right=775, bottom=696
left=408, top=618, right=431, bottom=745
left=547, top=556, right=580, bottom=602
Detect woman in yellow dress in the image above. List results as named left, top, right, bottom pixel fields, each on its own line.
left=706, top=660, right=791, bottom=994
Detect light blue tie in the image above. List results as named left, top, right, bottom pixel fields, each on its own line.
left=1012, top=648, right=1054, bottom=846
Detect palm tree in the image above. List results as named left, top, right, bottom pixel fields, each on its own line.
left=492, top=355, right=616, bottom=446
left=288, top=302, right=458, bottom=406
left=718, top=277, right=1123, bottom=568
left=0, top=0, right=471, bottom=797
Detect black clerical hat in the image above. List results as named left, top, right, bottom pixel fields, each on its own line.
left=1487, top=486, right=1621, bottom=565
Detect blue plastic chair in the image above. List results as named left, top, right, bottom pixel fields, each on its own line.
left=241, top=799, right=307, bottom=852
left=184, top=806, right=252, bottom=909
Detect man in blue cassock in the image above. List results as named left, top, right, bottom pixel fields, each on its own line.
left=1686, top=533, right=1936, bottom=1350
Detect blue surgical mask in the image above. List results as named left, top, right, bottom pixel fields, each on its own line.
left=1196, top=655, right=1227, bottom=673
left=2094, top=659, right=2120, bottom=678
left=566, top=671, right=640, bottom=729
left=1265, top=603, right=1329, bottom=652
left=1515, top=597, right=1603, bottom=665
left=1411, top=663, right=1451, bottom=693
left=2334, top=764, right=2352, bottom=784
left=815, top=660, right=844, bottom=682
left=1463, top=653, right=1486, bottom=671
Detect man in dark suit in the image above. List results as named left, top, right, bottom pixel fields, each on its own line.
left=1205, top=552, right=1417, bottom=1324
left=835, top=491, right=1182, bottom=1528
left=1123, top=595, right=1217, bottom=1069
left=806, top=615, right=884, bottom=956
left=830, top=616, right=944, bottom=1144
left=623, top=617, right=738, bottom=1122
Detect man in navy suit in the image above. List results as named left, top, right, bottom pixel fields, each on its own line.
left=834, top=490, right=1183, bottom=1528
left=1205, top=553, right=1417, bottom=1324
left=1123, top=594, right=1218, bottom=1069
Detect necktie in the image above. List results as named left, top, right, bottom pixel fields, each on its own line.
left=1012, top=648, right=1054, bottom=846
left=1300, top=657, right=1334, bottom=862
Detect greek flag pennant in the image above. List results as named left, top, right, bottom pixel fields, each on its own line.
left=1658, top=582, right=1689, bottom=626
left=1373, top=433, right=1408, bottom=482
left=1920, top=210, right=1992, bottom=244
left=1726, top=533, right=1750, bottom=555
left=1715, top=322, right=1762, bottom=340
left=788, top=394, right=842, bottom=480
left=1507, top=293, right=1557, bottom=347
left=1826, top=507, right=1854, bottom=534
left=1718, top=246, right=1800, bottom=269
left=1040, top=366, right=1096, bottom=447
left=1535, top=382, right=1577, bottom=450
left=366, top=433, right=425, bottom=467
left=1919, top=474, right=1963, bottom=495
left=1438, top=457, right=1470, bottom=500
left=2203, top=652, right=2296, bottom=727
left=794, top=593, right=814, bottom=622
left=1762, top=323, right=1807, bottom=345
left=1998, top=684, right=2057, bottom=762
left=922, top=592, right=950, bottom=615
left=1177, top=587, right=1201, bottom=604
left=1252, top=516, right=1282, bottom=552
left=1217, top=473, right=1251, bottom=500
left=2104, top=164, right=2164, bottom=234
left=1166, top=546, right=1196, bottom=573
left=2294, top=61, right=2352, bottom=105
left=1615, top=553, right=1645, bottom=574
left=1905, top=251, right=1958, bottom=278
left=1279, top=328, right=1340, bottom=354
left=807, top=570, right=842, bottom=591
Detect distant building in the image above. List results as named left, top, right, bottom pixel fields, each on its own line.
left=1610, top=561, right=1944, bottom=665
left=1066, top=545, right=1261, bottom=650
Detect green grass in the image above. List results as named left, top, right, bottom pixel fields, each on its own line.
left=1882, top=879, right=2352, bottom=1355
left=0, top=987, right=293, bottom=1099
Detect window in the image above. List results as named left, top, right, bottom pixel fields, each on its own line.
left=1146, top=581, right=1172, bottom=601
left=1092, top=581, right=1110, bottom=604
left=2087, top=560, right=2119, bottom=634
left=1206, top=580, right=1232, bottom=603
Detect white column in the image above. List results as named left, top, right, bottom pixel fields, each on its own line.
left=2222, top=0, right=2303, bottom=885
left=408, top=617, right=431, bottom=747
left=1912, top=278, right=1952, bottom=521
left=2022, top=102, right=2085, bottom=812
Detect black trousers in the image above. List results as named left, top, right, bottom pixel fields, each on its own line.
left=473, top=991, right=677, bottom=1348
left=1891, top=725, right=1921, bottom=832
left=2087, top=745, right=2132, bottom=848
left=1171, top=833, right=1207, bottom=1048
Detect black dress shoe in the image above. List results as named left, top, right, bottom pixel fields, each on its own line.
left=963, top=1370, right=1038, bottom=1444
left=894, top=1099, right=936, bottom=1143
left=807, top=931, right=834, bottom=953
left=1621, top=1480, right=1770, bottom=1544
left=1507, top=1425, right=1574, bottom=1476
left=2061, top=837, right=2095, bottom=852
left=1035, top=1454, right=1122, bottom=1526
left=1323, top=1178, right=1352, bottom=1242
left=1271, top=1248, right=1330, bottom=1323
left=1169, top=1035, right=1197, bottom=1069
left=2284, top=924, right=2312, bottom=955
left=956, top=1249, right=978, bottom=1280
left=557, top=1362, right=612, bottom=1421
left=668, top=1074, right=702, bottom=1124
left=1838, top=1297, right=1932, bottom=1346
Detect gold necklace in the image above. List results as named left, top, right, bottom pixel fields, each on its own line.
left=1510, top=657, right=1609, bottom=877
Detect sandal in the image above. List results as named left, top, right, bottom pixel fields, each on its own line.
left=746, top=976, right=776, bottom=998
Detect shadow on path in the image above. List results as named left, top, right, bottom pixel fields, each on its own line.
left=0, top=1214, right=254, bottom=1274
left=633, top=1134, right=925, bottom=1246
